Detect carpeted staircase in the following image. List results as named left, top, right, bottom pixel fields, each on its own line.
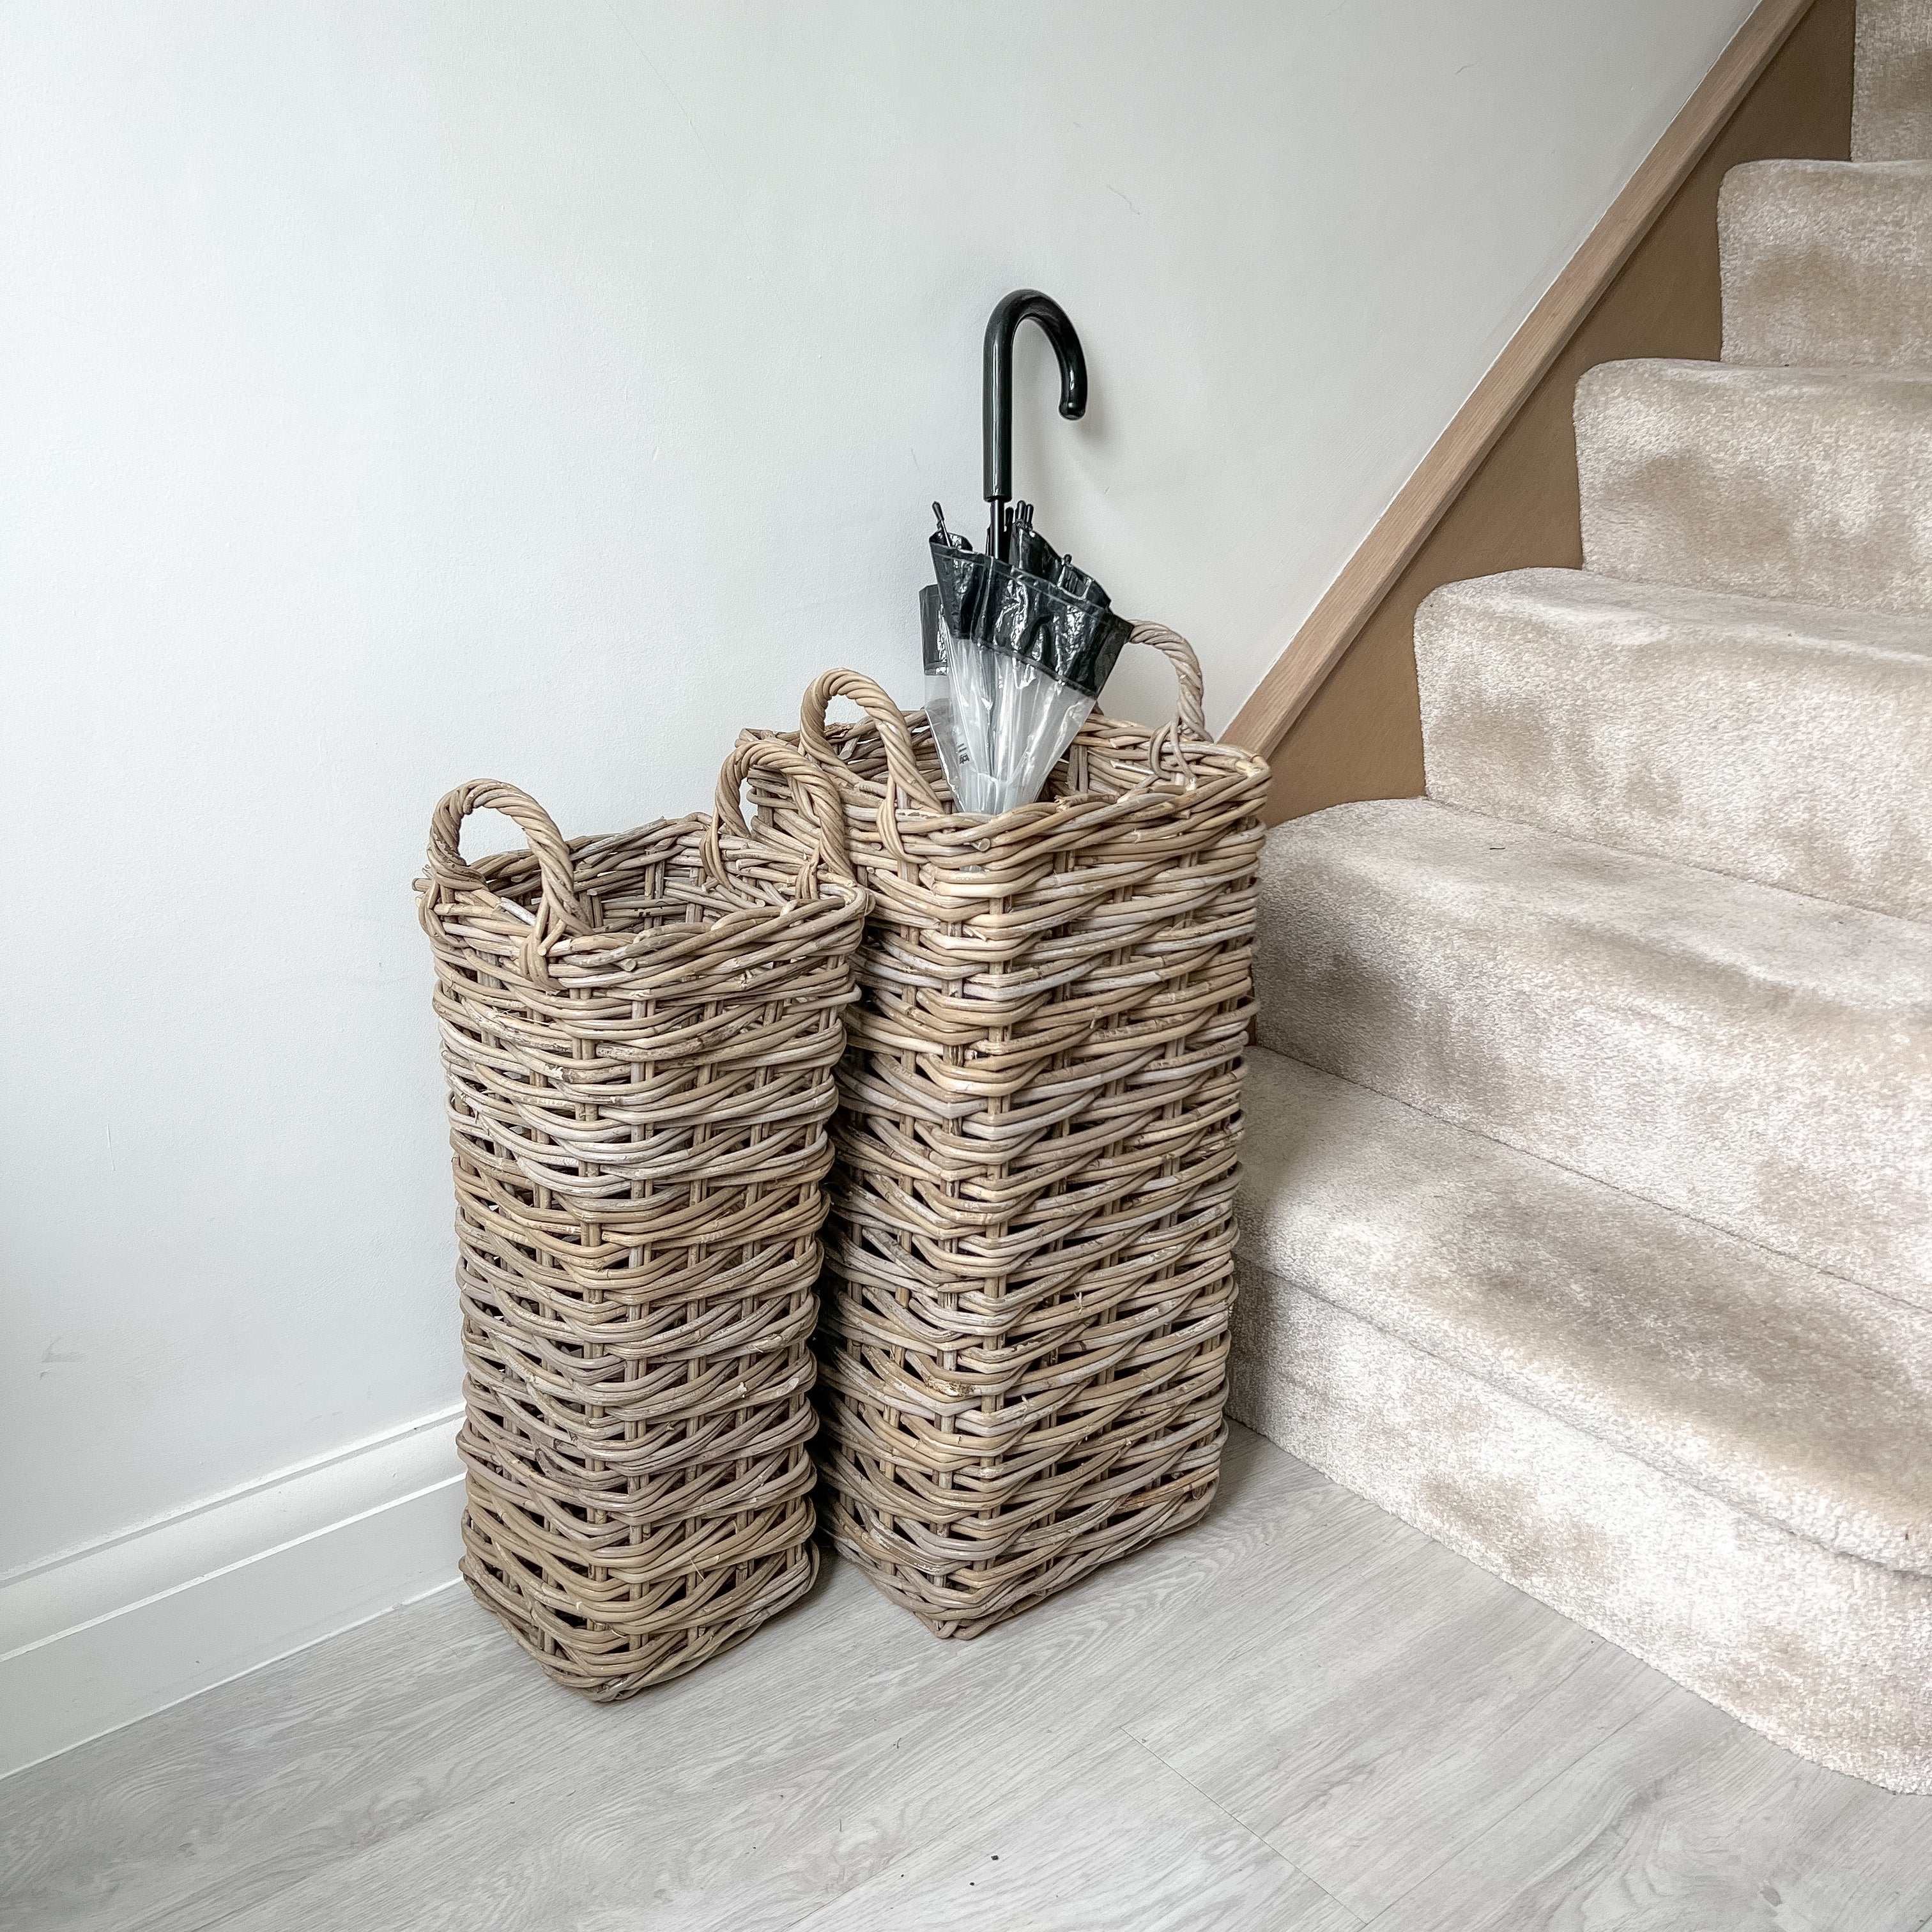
left=1230, top=0, right=1932, bottom=1794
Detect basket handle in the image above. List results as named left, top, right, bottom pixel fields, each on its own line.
left=424, top=780, right=590, bottom=982
left=1124, top=622, right=1208, bottom=740
left=799, top=669, right=946, bottom=815
left=707, top=736, right=859, bottom=893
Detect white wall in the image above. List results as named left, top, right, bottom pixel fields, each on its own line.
left=2, top=0, right=1751, bottom=1644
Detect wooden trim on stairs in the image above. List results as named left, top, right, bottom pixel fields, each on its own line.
left=1225, top=0, right=1821, bottom=767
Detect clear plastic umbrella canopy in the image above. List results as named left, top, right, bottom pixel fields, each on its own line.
left=923, top=503, right=1129, bottom=815
left=919, top=291, right=1131, bottom=816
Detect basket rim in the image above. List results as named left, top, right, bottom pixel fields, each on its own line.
left=419, top=809, right=869, bottom=989
left=742, top=714, right=1270, bottom=839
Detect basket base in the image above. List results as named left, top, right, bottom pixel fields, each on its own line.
left=460, top=1510, right=819, bottom=1701
left=819, top=1453, right=1222, bottom=1640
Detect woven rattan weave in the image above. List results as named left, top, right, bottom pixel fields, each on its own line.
left=749, top=625, right=1268, bottom=1637
left=417, top=742, right=867, bottom=1696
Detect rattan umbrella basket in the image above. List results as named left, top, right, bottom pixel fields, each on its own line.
left=416, top=740, right=868, bottom=1697
left=746, top=624, right=1269, bottom=1637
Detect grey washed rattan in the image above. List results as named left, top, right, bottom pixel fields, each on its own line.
left=416, top=743, right=867, bottom=1697
left=749, top=625, right=1269, bottom=1636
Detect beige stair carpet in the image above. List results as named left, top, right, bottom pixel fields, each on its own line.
left=1416, top=568, right=1932, bottom=921
left=1231, top=0, right=1932, bottom=1792
left=1857, top=0, right=1932, bottom=159
left=1577, top=360, right=1932, bottom=618
left=1229, top=1050, right=1932, bottom=1794
left=1235, top=1052, right=1932, bottom=1574
left=1255, top=798, right=1932, bottom=1297
left=1721, top=158, right=1932, bottom=367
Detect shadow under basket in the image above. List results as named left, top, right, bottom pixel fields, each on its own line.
left=415, top=745, right=867, bottom=1698
left=749, top=624, right=1270, bottom=1637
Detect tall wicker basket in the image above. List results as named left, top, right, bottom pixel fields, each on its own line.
left=749, top=626, right=1269, bottom=1636
left=416, top=742, right=868, bottom=1697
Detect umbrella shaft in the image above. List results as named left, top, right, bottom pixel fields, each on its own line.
left=986, top=497, right=1009, bottom=562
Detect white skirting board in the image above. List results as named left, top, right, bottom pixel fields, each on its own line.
left=0, top=1405, right=466, bottom=1780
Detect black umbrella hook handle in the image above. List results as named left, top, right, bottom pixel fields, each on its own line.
left=983, top=289, right=1087, bottom=561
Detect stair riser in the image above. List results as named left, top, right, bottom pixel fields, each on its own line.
left=1239, top=1046, right=1932, bottom=1568
left=1228, top=1278, right=1932, bottom=1795
left=1577, top=360, right=1932, bottom=618
left=1417, top=571, right=1932, bottom=923
left=1721, top=160, right=1932, bottom=369
left=1855, top=0, right=1932, bottom=161
left=1255, top=806, right=1932, bottom=1294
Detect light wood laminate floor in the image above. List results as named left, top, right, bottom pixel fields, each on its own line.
left=5, top=1425, right=1929, bottom=1931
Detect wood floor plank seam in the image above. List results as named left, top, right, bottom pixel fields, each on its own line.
left=1261, top=1634, right=1666, bottom=1925
left=1114, top=1726, right=1370, bottom=1928
left=1355, top=1674, right=1684, bottom=1927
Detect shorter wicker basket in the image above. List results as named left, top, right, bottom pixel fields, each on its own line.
left=417, top=742, right=867, bottom=1698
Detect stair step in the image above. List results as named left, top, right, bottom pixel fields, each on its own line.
left=1576, top=358, right=1932, bottom=617
left=1855, top=0, right=1932, bottom=162
left=1230, top=1054, right=1932, bottom=1791
left=1416, top=567, right=1932, bottom=923
left=1254, top=797, right=1932, bottom=1298
left=1233, top=1047, right=1932, bottom=1575
left=1721, top=158, right=1932, bottom=368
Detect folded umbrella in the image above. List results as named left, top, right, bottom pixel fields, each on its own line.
left=919, top=291, right=1131, bottom=816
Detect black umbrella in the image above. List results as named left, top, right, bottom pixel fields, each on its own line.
left=922, top=291, right=1131, bottom=814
